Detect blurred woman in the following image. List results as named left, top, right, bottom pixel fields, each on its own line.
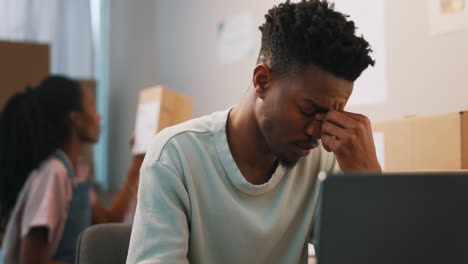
left=0, top=75, right=143, bottom=264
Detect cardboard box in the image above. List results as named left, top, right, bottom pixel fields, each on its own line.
left=0, top=41, right=50, bottom=109
left=373, top=111, right=468, bottom=171
left=133, top=85, right=194, bottom=153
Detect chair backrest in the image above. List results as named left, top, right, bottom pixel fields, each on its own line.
left=75, top=223, right=132, bottom=264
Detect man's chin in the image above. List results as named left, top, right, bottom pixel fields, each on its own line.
left=277, top=153, right=301, bottom=169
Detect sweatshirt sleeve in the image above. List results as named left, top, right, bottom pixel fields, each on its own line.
left=126, top=161, right=191, bottom=264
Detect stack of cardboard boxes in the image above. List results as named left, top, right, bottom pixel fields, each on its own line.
left=373, top=112, right=468, bottom=172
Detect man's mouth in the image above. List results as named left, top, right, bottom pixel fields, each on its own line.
left=294, top=141, right=319, bottom=156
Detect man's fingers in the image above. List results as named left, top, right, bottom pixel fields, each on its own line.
left=321, top=120, right=348, bottom=140
left=321, top=134, right=339, bottom=152
left=316, top=110, right=356, bottom=129
left=341, top=111, right=366, bottom=121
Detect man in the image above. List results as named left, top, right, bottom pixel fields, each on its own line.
left=126, top=0, right=380, bottom=263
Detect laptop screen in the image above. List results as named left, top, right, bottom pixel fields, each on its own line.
left=313, top=172, right=468, bottom=264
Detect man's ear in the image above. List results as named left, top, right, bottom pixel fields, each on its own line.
left=252, top=64, right=272, bottom=100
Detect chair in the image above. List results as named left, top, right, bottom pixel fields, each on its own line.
left=75, top=223, right=132, bottom=264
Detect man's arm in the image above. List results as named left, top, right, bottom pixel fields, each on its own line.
left=126, top=161, right=190, bottom=264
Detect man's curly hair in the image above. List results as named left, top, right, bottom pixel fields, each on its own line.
left=258, top=0, right=375, bottom=82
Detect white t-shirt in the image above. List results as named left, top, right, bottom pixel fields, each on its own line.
left=126, top=109, right=341, bottom=264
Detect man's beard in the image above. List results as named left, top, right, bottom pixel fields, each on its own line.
left=276, top=137, right=318, bottom=169
left=277, top=152, right=300, bottom=169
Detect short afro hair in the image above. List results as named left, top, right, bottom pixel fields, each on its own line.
left=258, top=0, right=375, bottom=82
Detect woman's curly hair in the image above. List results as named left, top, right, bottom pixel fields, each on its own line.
left=258, top=0, right=375, bottom=81
left=0, top=76, right=83, bottom=226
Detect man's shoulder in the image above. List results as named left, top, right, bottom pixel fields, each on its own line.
left=144, top=109, right=228, bottom=164
left=160, top=111, right=219, bottom=139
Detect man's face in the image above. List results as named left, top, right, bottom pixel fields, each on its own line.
left=255, top=64, right=353, bottom=168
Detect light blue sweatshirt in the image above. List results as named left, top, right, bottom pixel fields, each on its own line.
left=126, top=109, right=340, bottom=264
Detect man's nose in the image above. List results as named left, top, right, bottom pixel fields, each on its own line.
left=305, top=120, right=322, bottom=139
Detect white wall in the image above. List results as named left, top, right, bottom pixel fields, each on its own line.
left=154, top=0, right=468, bottom=122
left=107, top=0, right=157, bottom=189
left=154, top=0, right=274, bottom=117
left=350, top=0, right=468, bottom=122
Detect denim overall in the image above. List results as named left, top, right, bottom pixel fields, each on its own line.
left=52, top=151, right=92, bottom=262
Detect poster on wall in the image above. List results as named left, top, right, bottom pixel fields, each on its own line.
left=428, top=0, right=468, bottom=35
left=217, top=12, right=255, bottom=64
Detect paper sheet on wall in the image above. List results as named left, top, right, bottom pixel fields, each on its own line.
left=373, top=132, right=385, bottom=170
left=331, top=0, right=387, bottom=106
left=133, top=101, right=160, bottom=154
left=217, top=12, right=254, bottom=64
left=428, top=0, right=468, bottom=35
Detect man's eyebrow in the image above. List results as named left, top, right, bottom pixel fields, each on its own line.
left=304, top=99, right=328, bottom=112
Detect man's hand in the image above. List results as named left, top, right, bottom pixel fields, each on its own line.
left=315, top=110, right=381, bottom=172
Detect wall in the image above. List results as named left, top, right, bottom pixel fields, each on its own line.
left=154, top=0, right=468, bottom=122
left=107, top=0, right=157, bottom=190
left=154, top=0, right=273, bottom=117
left=351, top=0, right=468, bottom=122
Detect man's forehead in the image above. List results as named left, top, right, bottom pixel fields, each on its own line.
left=303, top=98, right=329, bottom=112
left=283, top=64, right=353, bottom=90
left=302, top=95, right=347, bottom=112
left=287, top=80, right=351, bottom=110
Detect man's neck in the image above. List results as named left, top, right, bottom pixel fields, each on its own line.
left=226, top=89, right=278, bottom=184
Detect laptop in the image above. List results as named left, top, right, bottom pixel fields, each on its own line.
left=312, top=172, right=468, bottom=264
